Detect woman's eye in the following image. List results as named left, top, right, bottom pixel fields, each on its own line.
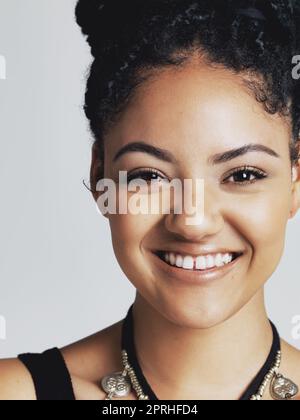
left=127, top=169, right=167, bottom=184
left=223, top=167, right=268, bottom=186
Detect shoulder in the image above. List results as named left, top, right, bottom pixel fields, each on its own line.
left=0, top=319, right=126, bottom=401
left=280, top=340, right=300, bottom=400
left=60, top=319, right=130, bottom=400
left=281, top=340, right=300, bottom=374
left=60, top=320, right=123, bottom=382
left=0, top=358, right=36, bottom=400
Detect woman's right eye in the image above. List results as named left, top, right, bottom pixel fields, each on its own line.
left=127, top=169, right=167, bottom=184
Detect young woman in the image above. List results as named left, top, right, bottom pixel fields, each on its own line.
left=1, top=0, right=300, bottom=400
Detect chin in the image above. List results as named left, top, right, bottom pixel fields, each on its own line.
left=152, top=297, right=242, bottom=330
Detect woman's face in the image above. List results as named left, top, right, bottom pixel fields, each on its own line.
left=93, top=60, right=300, bottom=329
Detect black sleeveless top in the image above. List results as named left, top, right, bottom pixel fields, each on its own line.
left=18, top=348, right=76, bottom=400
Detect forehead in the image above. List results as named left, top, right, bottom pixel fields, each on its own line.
left=105, top=61, right=290, bottom=157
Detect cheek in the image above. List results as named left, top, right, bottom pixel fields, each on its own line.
left=110, top=213, right=154, bottom=241
left=109, top=213, right=157, bottom=270
left=231, top=184, right=290, bottom=278
left=108, top=187, right=166, bottom=250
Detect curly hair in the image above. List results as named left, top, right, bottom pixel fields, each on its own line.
left=75, top=0, right=300, bottom=180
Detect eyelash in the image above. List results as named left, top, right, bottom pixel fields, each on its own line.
left=127, top=168, right=164, bottom=183
left=127, top=166, right=268, bottom=186
left=222, top=166, right=268, bottom=185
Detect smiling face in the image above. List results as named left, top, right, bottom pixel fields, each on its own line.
left=91, top=59, right=300, bottom=329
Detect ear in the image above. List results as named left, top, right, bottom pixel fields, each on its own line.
left=90, top=142, right=104, bottom=202
left=289, top=141, right=300, bottom=219
left=90, top=143, right=111, bottom=219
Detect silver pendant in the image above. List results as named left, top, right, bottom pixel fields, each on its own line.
left=270, top=373, right=299, bottom=400
left=101, top=371, right=132, bottom=399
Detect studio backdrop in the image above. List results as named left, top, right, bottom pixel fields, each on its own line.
left=0, top=0, right=299, bottom=359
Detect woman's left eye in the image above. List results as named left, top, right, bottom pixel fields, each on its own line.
left=222, top=167, right=268, bottom=186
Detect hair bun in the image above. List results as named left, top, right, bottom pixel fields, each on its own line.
left=75, top=0, right=142, bottom=57
left=75, top=0, right=107, bottom=56
left=75, top=0, right=105, bottom=36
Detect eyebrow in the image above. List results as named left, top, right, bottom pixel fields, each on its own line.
left=113, top=141, right=280, bottom=165
left=208, top=143, right=281, bottom=165
left=113, top=142, right=178, bottom=164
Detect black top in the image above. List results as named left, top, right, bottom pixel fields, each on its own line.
left=18, top=348, right=76, bottom=400
left=18, top=307, right=281, bottom=400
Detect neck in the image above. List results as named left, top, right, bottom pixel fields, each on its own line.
left=132, top=290, right=273, bottom=400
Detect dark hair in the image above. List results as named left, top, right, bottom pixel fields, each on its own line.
left=75, top=0, right=300, bottom=181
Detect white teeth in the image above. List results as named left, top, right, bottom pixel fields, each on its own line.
left=223, top=253, right=233, bottom=264
left=215, top=253, right=225, bottom=267
left=206, top=255, right=215, bottom=269
left=169, top=253, right=176, bottom=266
left=162, top=251, right=237, bottom=271
left=196, top=256, right=206, bottom=270
left=182, top=256, right=194, bottom=270
left=175, top=255, right=183, bottom=268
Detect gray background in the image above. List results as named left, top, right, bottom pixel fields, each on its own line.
left=0, top=0, right=299, bottom=359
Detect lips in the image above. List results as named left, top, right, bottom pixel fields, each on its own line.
left=150, top=249, right=244, bottom=285
left=155, top=250, right=243, bottom=270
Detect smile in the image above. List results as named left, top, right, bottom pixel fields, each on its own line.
left=156, top=251, right=243, bottom=271
left=151, top=250, right=244, bottom=285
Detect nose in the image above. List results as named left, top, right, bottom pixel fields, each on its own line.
left=164, top=180, right=224, bottom=241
